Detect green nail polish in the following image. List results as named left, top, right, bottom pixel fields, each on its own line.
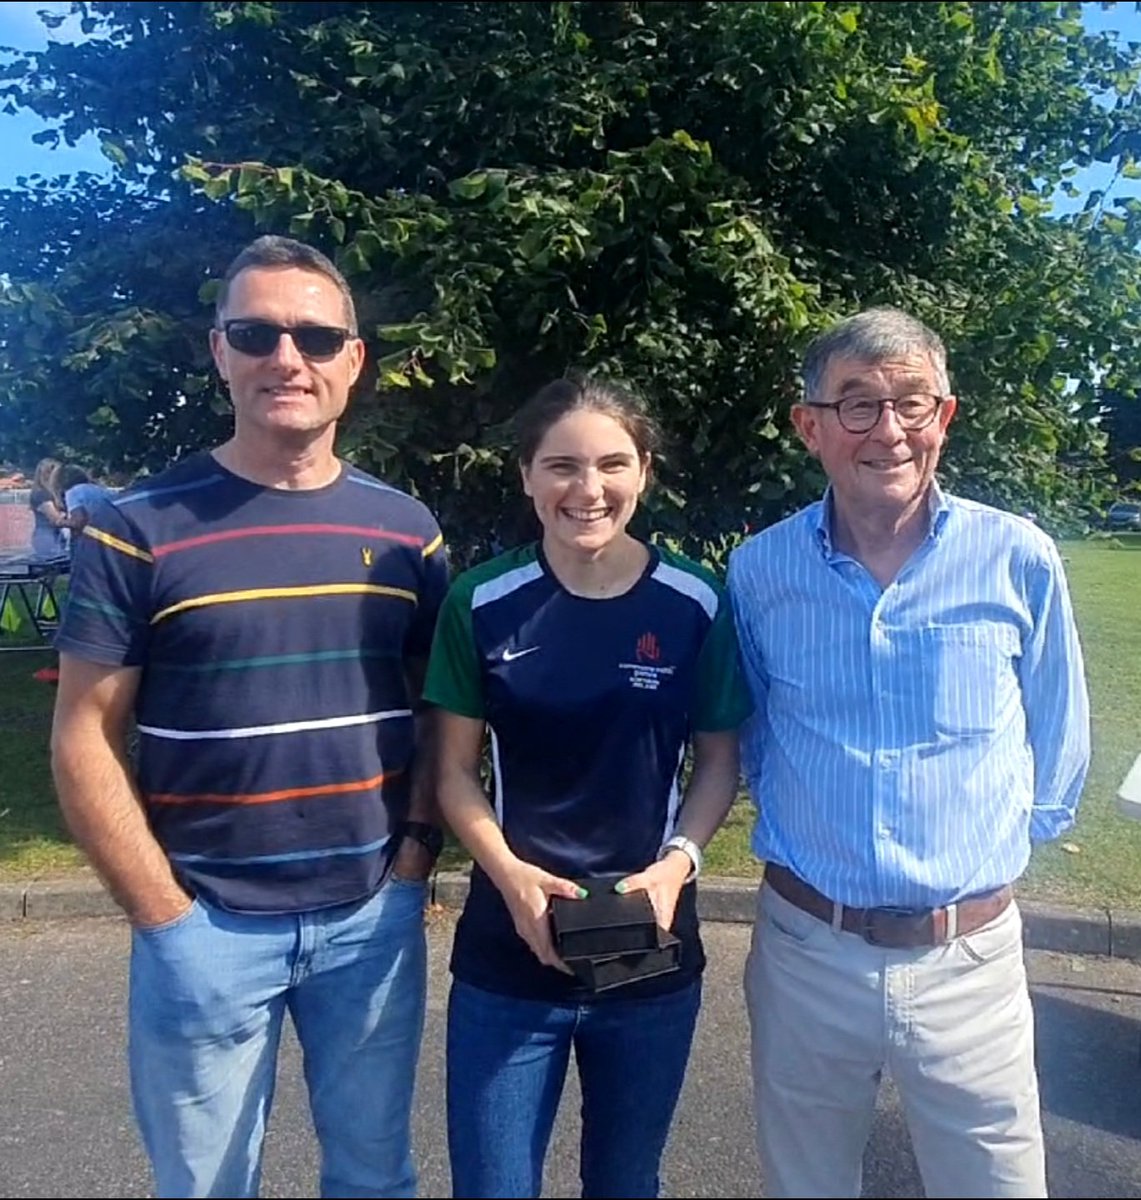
left=576, top=886, right=589, bottom=898
left=614, top=881, right=628, bottom=894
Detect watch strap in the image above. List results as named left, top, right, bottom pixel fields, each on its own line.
left=398, top=819, right=444, bottom=859
left=659, top=834, right=702, bottom=881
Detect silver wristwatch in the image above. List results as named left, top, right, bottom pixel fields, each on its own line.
left=658, top=834, right=702, bottom=882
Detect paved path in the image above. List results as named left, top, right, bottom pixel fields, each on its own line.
left=2, top=913, right=1140, bottom=1197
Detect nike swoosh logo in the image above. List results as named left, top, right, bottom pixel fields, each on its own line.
left=502, top=646, right=540, bottom=662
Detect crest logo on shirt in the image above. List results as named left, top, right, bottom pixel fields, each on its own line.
left=636, top=632, right=661, bottom=664
left=621, top=632, right=674, bottom=691
left=361, top=547, right=374, bottom=567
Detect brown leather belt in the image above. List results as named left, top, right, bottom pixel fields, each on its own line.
left=764, top=863, right=1013, bottom=949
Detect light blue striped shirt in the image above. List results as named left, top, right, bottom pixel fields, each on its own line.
left=726, top=486, right=1090, bottom=909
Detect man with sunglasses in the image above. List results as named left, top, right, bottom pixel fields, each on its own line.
left=51, top=235, right=448, bottom=1198
left=727, top=307, right=1090, bottom=1197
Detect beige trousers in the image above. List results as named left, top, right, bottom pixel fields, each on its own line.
left=745, top=883, right=1046, bottom=1198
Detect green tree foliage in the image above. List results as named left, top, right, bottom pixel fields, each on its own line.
left=4, top=1, right=1141, bottom=554
left=1098, top=388, right=1141, bottom=488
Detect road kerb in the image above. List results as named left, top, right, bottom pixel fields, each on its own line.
left=5, top=871, right=1138, bottom=963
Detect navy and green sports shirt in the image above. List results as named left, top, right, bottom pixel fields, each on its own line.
left=423, top=540, right=753, bottom=1002
left=55, top=452, right=448, bottom=914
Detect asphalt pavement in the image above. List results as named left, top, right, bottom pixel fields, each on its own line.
left=2, top=909, right=1141, bottom=1198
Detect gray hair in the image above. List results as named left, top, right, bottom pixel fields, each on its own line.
left=801, top=307, right=950, bottom=403
left=214, top=235, right=358, bottom=334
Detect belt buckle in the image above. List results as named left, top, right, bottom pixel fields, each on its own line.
left=859, top=906, right=929, bottom=948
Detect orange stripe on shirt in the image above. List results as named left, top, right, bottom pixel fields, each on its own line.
left=147, top=768, right=401, bottom=807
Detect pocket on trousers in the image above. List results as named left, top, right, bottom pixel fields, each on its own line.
left=761, top=888, right=825, bottom=945
left=387, top=874, right=429, bottom=892
left=133, top=899, right=201, bottom=938
left=955, top=901, right=1021, bottom=966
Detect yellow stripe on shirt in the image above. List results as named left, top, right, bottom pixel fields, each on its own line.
left=152, top=583, right=418, bottom=625
left=83, top=526, right=155, bottom=563
left=422, top=532, right=444, bottom=558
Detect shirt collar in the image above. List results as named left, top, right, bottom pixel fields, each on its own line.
left=812, top=481, right=952, bottom=556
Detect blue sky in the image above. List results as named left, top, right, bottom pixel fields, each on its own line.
left=1, top=1, right=1141, bottom=203
left=0, top=1, right=107, bottom=184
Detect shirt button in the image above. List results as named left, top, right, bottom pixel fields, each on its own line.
left=878, top=753, right=892, bottom=769
left=878, top=825, right=891, bottom=840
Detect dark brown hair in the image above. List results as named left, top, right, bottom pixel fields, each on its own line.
left=515, top=376, right=662, bottom=466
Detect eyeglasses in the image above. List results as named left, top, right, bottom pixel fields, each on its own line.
left=221, top=320, right=351, bottom=360
left=806, top=393, right=945, bottom=434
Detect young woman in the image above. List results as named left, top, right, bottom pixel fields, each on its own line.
left=28, top=457, right=68, bottom=558
left=423, top=377, right=752, bottom=1198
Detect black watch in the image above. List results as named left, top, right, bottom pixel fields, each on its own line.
left=398, top=820, right=444, bottom=859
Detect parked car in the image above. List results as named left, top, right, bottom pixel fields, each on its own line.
left=1107, top=499, right=1141, bottom=532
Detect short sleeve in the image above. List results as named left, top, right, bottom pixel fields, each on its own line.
left=54, top=500, right=153, bottom=666
left=692, top=590, right=754, bottom=732
left=422, top=577, right=485, bottom=719
left=403, top=518, right=449, bottom=660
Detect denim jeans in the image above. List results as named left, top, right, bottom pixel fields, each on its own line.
left=128, top=877, right=428, bottom=1198
left=446, top=977, right=702, bottom=1199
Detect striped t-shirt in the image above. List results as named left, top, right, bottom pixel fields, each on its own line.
left=55, top=452, right=448, bottom=913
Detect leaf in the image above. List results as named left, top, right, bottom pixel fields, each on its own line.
left=378, top=322, right=426, bottom=344
left=202, top=172, right=233, bottom=200
left=448, top=172, right=488, bottom=201
left=86, top=405, right=120, bottom=428
left=100, top=139, right=129, bottom=168
left=181, top=161, right=211, bottom=183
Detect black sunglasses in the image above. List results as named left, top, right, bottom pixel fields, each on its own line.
left=221, top=320, right=351, bottom=360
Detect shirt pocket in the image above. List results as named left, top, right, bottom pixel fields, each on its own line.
left=919, top=625, right=1020, bottom=738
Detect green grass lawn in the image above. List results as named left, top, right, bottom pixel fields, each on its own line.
left=0, top=645, right=87, bottom=877
left=2, top=534, right=1139, bottom=910
left=1015, top=534, right=1141, bottom=909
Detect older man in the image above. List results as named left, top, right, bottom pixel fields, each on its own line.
left=51, top=236, right=448, bottom=1198
left=727, top=307, right=1090, bottom=1198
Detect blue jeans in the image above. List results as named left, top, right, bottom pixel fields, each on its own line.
left=446, top=978, right=702, bottom=1198
left=128, top=878, right=428, bottom=1198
